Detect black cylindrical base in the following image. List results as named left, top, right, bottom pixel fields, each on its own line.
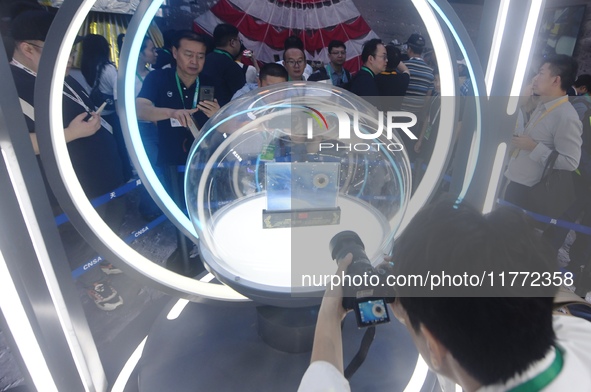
left=256, top=305, right=319, bottom=353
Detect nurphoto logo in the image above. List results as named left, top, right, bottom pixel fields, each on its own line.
left=303, top=106, right=418, bottom=152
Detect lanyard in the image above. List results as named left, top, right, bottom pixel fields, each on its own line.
left=511, top=96, right=568, bottom=158
left=360, top=66, right=375, bottom=78
left=63, top=81, right=112, bottom=132
left=507, top=346, right=563, bottom=392
left=136, top=72, right=144, bottom=83
left=12, top=59, right=111, bottom=131
left=10, top=58, right=37, bottom=76
left=63, top=81, right=90, bottom=111
left=175, top=72, right=199, bottom=109
left=214, top=49, right=233, bottom=61
left=12, top=59, right=90, bottom=111
left=525, top=96, right=568, bottom=135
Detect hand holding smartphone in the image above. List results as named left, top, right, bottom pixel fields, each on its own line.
left=199, top=86, right=215, bottom=102
left=84, top=101, right=107, bottom=122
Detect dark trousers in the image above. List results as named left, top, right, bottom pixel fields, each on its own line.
left=503, top=181, right=531, bottom=209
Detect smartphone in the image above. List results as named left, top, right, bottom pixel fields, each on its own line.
left=199, top=86, right=215, bottom=102
left=84, top=101, right=107, bottom=122
left=354, top=298, right=390, bottom=328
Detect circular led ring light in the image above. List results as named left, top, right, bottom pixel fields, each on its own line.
left=36, top=0, right=247, bottom=302
left=36, top=0, right=484, bottom=302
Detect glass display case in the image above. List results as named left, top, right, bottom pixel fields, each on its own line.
left=185, top=82, right=411, bottom=304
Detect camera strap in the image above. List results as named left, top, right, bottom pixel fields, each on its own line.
left=344, top=326, right=376, bottom=380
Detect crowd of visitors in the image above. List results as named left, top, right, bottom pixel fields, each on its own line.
left=4, top=5, right=591, bottom=311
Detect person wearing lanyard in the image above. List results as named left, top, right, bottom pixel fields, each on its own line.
left=504, top=55, right=582, bottom=210
left=200, top=23, right=245, bottom=107
left=10, top=10, right=126, bottom=311
left=136, top=30, right=219, bottom=181
left=298, top=199, right=591, bottom=392
left=349, top=38, right=388, bottom=97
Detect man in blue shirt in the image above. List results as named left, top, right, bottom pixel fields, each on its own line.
left=308, top=40, right=351, bottom=89
left=137, top=31, right=219, bottom=168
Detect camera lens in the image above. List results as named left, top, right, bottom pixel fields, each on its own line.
left=329, top=231, right=366, bottom=262
left=372, top=303, right=385, bottom=317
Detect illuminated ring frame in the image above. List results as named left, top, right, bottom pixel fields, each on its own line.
left=35, top=0, right=487, bottom=389
left=37, top=0, right=485, bottom=302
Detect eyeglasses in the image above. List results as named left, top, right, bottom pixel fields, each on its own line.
left=286, top=59, right=305, bottom=67
left=330, top=50, right=346, bottom=56
left=374, top=54, right=388, bottom=61
left=25, top=41, right=44, bottom=50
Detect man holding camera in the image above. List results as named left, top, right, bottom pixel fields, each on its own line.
left=298, top=200, right=591, bottom=391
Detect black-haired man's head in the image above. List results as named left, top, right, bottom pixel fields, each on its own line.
left=328, top=40, right=346, bottom=68
left=534, top=55, right=578, bottom=96
left=361, top=38, right=387, bottom=74
left=574, top=74, right=591, bottom=95
left=391, top=199, right=556, bottom=387
left=172, top=30, right=207, bottom=80
left=213, top=23, right=241, bottom=57
left=258, top=62, right=288, bottom=87
left=10, top=10, right=54, bottom=72
left=284, top=35, right=304, bottom=51
left=283, top=47, right=306, bottom=80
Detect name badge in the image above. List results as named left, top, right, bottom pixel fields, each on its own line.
left=170, top=118, right=183, bottom=127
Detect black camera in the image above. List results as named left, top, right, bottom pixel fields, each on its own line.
left=329, top=231, right=394, bottom=328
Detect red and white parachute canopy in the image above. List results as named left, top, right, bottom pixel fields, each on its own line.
left=193, top=0, right=380, bottom=73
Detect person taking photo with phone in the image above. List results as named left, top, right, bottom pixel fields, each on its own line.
left=136, top=30, right=219, bottom=187
left=10, top=10, right=126, bottom=311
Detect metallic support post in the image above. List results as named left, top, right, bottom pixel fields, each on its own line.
left=0, top=19, right=107, bottom=392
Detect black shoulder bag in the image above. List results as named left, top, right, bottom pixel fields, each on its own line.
left=527, top=150, right=576, bottom=218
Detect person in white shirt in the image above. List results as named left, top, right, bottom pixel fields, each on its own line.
left=298, top=199, right=591, bottom=392
left=504, top=55, right=582, bottom=211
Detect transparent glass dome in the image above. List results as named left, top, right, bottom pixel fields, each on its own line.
left=185, top=82, right=411, bottom=305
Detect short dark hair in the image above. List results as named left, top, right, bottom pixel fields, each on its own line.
left=259, top=62, right=288, bottom=82
left=361, top=38, right=383, bottom=63
left=173, top=30, right=207, bottom=49
left=283, top=47, right=305, bottom=62
left=392, top=199, right=557, bottom=386
left=284, top=35, right=304, bottom=51
left=544, top=55, right=578, bottom=92
left=574, top=74, right=591, bottom=92
left=328, top=40, right=346, bottom=53
left=213, top=23, right=239, bottom=47
left=385, top=44, right=401, bottom=71
left=11, top=10, right=54, bottom=42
